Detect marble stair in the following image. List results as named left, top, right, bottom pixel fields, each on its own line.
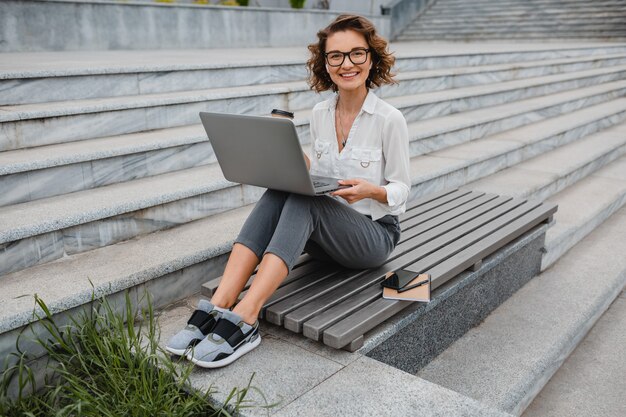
left=1, top=42, right=626, bottom=389
left=399, top=0, right=626, bottom=41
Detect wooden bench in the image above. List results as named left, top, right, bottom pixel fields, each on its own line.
left=202, top=189, right=557, bottom=352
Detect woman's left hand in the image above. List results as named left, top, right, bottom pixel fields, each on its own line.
left=331, top=178, right=382, bottom=204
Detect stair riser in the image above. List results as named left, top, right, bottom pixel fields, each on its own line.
left=0, top=184, right=264, bottom=277
left=0, top=142, right=213, bottom=207
left=426, top=7, right=626, bottom=16
left=415, top=16, right=626, bottom=25
left=399, top=70, right=626, bottom=123
left=530, top=145, right=626, bottom=204
left=0, top=64, right=308, bottom=106
left=542, top=190, right=626, bottom=270
left=393, top=45, right=626, bottom=72
left=4, top=68, right=623, bottom=151
left=404, top=26, right=626, bottom=34
left=0, top=93, right=288, bottom=151
left=411, top=19, right=626, bottom=29
left=410, top=110, right=626, bottom=201
left=382, top=56, right=626, bottom=98
left=411, top=86, right=626, bottom=156
left=399, top=34, right=626, bottom=41
left=438, top=0, right=625, bottom=5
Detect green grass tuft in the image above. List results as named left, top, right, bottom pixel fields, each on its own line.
left=0, top=292, right=264, bottom=416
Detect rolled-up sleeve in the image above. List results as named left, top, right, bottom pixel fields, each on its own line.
left=381, top=109, right=411, bottom=210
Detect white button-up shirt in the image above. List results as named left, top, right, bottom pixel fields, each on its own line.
left=309, top=91, right=411, bottom=221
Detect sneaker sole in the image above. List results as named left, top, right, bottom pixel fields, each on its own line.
left=188, top=334, right=262, bottom=368
left=165, top=346, right=189, bottom=356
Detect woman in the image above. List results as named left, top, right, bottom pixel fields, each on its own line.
left=166, top=14, right=411, bottom=368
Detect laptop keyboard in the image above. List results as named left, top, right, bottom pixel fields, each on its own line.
left=313, top=180, right=330, bottom=188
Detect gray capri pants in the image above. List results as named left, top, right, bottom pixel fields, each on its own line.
left=234, top=189, right=402, bottom=271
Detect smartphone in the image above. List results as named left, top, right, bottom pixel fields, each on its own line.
left=381, top=269, right=421, bottom=290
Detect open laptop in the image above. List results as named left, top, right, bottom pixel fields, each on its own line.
left=199, top=112, right=348, bottom=195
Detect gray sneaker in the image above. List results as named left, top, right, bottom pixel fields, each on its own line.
left=187, top=310, right=261, bottom=368
left=165, top=300, right=222, bottom=356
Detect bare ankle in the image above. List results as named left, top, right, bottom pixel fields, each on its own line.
left=231, top=305, right=259, bottom=326
left=210, top=296, right=233, bottom=310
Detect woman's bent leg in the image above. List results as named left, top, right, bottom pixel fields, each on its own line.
left=210, top=243, right=259, bottom=309
left=232, top=253, right=288, bottom=325
left=210, top=190, right=289, bottom=309
left=230, top=193, right=395, bottom=324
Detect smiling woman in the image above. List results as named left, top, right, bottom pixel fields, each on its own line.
left=165, top=14, right=410, bottom=370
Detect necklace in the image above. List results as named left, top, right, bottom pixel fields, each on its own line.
left=336, top=97, right=348, bottom=148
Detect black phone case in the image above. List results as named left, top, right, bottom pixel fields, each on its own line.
left=381, top=269, right=420, bottom=290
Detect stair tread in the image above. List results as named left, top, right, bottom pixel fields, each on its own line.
left=0, top=164, right=229, bottom=243
left=0, top=203, right=254, bottom=334
left=417, top=199, right=626, bottom=415
left=3, top=62, right=626, bottom=123
left=0, top=47, right=308, bottom=79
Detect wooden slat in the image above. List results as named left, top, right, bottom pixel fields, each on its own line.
left=284, top=194, right=501, bottom=333
left=401, top=188, right=462, bottom=215
left=264, top=269, right=365, bottom=325
left=301, top=284, right=380, bottom=340
left=407, top=200, right=543, bottom=290
left=426, top=201, right=558, bottom=286
left=398, top=191, right=488, bottom=239
left=398, top=193, right=500, bottom=244
left=388, top=196, right=522, bottom=262
left=323, top=297, right=410, bottom=349
left=400, top=189, right=473, bottom=222
left=322, top=202, right=556, bottom=349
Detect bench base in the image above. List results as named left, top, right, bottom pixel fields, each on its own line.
left=363, top=223, right=548, bottom=373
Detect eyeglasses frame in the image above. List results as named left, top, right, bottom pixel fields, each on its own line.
left=324, top=48, right=371, bottom=67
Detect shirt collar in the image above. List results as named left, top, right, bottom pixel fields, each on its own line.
left=329, top=90, right=377, bottom=114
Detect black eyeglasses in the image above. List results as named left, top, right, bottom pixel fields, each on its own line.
left=324, top=48, right=370, bottom=67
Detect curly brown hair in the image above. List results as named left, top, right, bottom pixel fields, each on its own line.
left=307, top=14, right=396, bottom=93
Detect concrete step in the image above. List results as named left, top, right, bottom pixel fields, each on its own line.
left=523, top=289, right=626, bottom=417
left=416, top=193, right=626, bottom=416
left=407, top=79, right=626, bottom=155
left=439, top=0, right=625, bottom=5
left=0, top=163, right=264, bottom=277
left=3, top=77, right=624, bottom=208
left=411, top=101, right=626, bottom=198
left=464, top=153, right=626, bottom=271
left=390, top=53, right=626, bottom=96
left=397, top=33, right=626, bottom=41
left=404, top=26, right=626, bottom=35
left=428, top=5, right=626, bottom=15
left=426, top=5, right=626, bottom=17
left=0, top=47, right=309, bottom=106
left=0, top=202, right=254, bottom=370
left=3, top=43, right=626, bottom=108
left=3, top=63, right=626, bottom=150
left=410, top=17, right=626, bottom=28
left=389, top=43, right=626, bottom=72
